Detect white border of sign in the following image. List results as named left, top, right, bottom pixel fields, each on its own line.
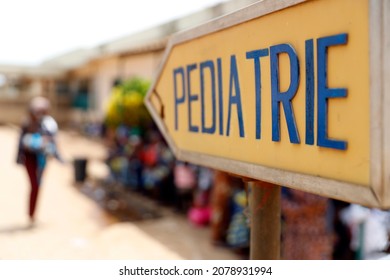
left=145, top=0, right=390, bottom=209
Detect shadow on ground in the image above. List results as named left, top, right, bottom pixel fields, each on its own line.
left=75, top=180, right=164, bottom=222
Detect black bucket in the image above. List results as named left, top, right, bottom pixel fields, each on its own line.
left=74, top=158, right=88, bottom=182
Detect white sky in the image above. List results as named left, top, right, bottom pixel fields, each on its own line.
left=0, top=0, right=226, bottom=66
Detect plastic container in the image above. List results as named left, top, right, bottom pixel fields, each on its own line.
left=74, top=158, right=88, bottom=182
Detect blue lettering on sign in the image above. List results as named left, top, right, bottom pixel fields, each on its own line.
left=246, top=48, right=269, bottom=140
left=200, top=60, right=216, bottom=134
left=173, top=67, right=185, bottom=131
left=171, top=32, right=349, bottom=151
left=226, top=55, right=245, bottom=138
left=187, top=63, right=199, bottom=133
left=270, top=44, right=300, bottom=144
left=217, top=58, right=224, bottom=136
left=317, top=33, right=348, bottom=150
left=305, top=39, right=315, bottom=145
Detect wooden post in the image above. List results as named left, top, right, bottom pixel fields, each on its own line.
left=249, top=181, right=281, bottom=260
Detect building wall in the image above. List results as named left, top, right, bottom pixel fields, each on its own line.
left=122, top=51, right=163, bottom=79
left=68, top=50, right=164, bottom=121
left=0, top=77, right=55, bottom=124
left=0, top=101, right=27, bottom=125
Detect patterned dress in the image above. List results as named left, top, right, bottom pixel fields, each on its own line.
left=282, top=189, right=334, bottom=259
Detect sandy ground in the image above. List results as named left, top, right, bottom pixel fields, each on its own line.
left=0, top=126, right=238, bottom=260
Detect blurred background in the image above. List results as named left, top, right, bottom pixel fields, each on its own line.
left=0, top=0, right=389, bottom=260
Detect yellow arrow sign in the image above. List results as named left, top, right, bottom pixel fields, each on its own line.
left=145, top=0, right=390, bottom=208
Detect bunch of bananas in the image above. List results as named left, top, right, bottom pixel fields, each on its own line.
left=105, top=77, right=151, bottom=128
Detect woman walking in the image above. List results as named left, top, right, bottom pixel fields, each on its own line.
left=16, top=97, right=61, bottom=224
